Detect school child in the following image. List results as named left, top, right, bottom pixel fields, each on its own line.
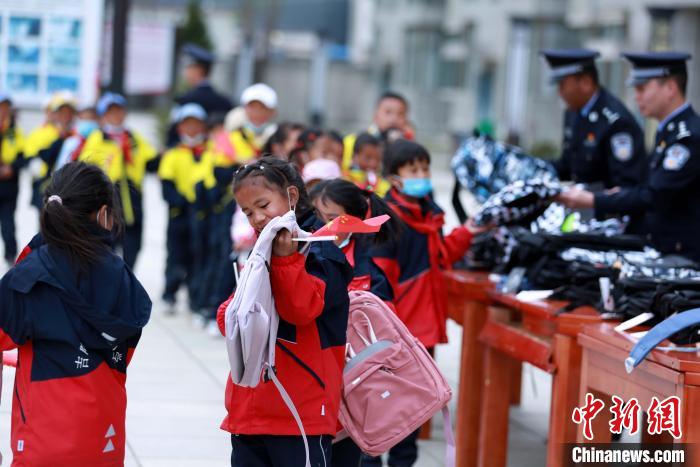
left=345, top=132, right=391, bottom=196
left=79, top=93, right=158, bottom=270
left=289, top=129, right=339, bottom=172
left=302, top=158, right=342, bottom=190
left=222, top=83, right=278, bottom=162
left=0, top=93, right=24, bottom=264
left=216, top=156, right=352, bottom=467
left=326, top=130, right=346, bottom=167
left=342, top=92, right=411, bottom=170
left=53, top=104, right=100, bottom=171
left=261, top=122, right=305, bottom=160
left=310, top=178, right=400, bottom=301
left=158, top=103, right=215, bottom=314
left=310, top=178, right=404, bottom=467
left=25, top=91, right=77, bottom=210
left=367, top=139, right=488, bottom=466
left=0, top=162, right=151, bottom=465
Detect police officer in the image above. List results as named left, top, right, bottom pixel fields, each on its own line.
left=542, top=49, right=647, bottom=189
left=0, top=93, right=24, bottom=264
left=166, top=43, right=233, bottom=147
left=559, top=52, right=700, bottom=262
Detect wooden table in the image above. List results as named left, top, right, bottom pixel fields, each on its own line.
left=476, top=292, right=604, bottom=467
left=443, top=270, right=496, bottom=467
left=577, top=323, right=700, bottom=446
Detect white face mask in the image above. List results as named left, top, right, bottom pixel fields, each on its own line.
left=103, top=123, right=124, bottom=135
left=337, top=233, right=352, bottom=249
left=180, top=133, right=205, bottom=147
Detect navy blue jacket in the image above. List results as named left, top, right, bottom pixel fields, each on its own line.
left=166, top=82, right=234, bottom=147
left=556, top=87, right=647, bottom=189
left=595, top=104, right=700, bottom=261
left=0, top=234, right=151, bottom=465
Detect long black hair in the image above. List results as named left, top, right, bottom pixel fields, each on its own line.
left=40, top=162, right=122, bottom=267
left=309, top=179, right=402, bottom=245
left=232, top=156, right=313, bottom=218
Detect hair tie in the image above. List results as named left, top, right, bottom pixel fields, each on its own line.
left=48, top=195, right=63, bottom=205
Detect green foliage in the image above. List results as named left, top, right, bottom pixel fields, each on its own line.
left=179, top=0, right=213, bottom=51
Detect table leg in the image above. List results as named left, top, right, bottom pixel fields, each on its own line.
left=547, top=334, right=583, bottom=466
left=455, top=300, right=488, bottom=467
left=510, top=361, right=522, bottom=406
left=477, top=346, right=513, bottom=467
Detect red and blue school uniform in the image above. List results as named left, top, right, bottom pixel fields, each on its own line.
left=216, top=211, right=352, bottom=465
left=0, top=233, right=151, bottom=466
left=342, top=235, right=393, bottom=302
left=372, top=188, right=473, bottom=349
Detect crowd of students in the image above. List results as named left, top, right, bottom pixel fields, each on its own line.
left=0, top=78, right=486, bottom=466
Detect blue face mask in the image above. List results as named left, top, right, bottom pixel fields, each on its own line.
left=400, top=178, right=432, bottom=198
left=245, top=122, right=269, bottom=136
left=76, top=119, right=98, bottom=138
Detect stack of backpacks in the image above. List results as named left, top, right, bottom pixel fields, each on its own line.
left=452, top=135, right=700, bottom=344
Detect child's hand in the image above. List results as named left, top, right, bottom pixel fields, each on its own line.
left=272, top=228, right=297, bottom=257
left=465, top=218, right=493, bottom=235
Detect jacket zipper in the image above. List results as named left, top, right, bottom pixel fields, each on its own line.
left=14, top=359, right=26, bottom=423
left=276, top=341, right=326, bottom=389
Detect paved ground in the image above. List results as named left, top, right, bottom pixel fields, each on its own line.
left=0, top=112, right=551, bottom=466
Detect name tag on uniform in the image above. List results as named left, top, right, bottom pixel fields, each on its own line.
left=662, top=144, right=690, bottom=171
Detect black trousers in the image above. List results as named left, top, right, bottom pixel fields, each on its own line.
left=360, top=429, right=420, bottom=467
left=331, top=438, right=363, bottom=467
left=163, top=213, right=192, bottom=302
left=231, top=434, right=332, bottom=467
left=0, top=197, right=17, bottom=261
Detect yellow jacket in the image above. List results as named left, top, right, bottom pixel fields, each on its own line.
left=1, top=127, right=25, bottom=166
left=213, top=127, right=260, bottom=169
left=24, top=124, right=60, bottom=178
left=79, top=129, right=157, bottom=189
left=159, top=145, right=216, bottom=203
left=344, top=168, right=391, bottom=197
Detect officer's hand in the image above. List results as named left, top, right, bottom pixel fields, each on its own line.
left=605, top=186, right=621, bottom=195
left=272, top=228, right=296, bottom=257
left=0, top=165, right=12, bottom=180
left=465, top=218, right=493, bottom=235
left=556, top=188, right=595, bottom=209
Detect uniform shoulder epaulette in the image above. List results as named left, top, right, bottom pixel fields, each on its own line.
left=676, top=120, right=692, bottom=140
left=602, top=107, right=620, bottom=125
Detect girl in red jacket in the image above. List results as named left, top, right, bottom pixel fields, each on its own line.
left=309, top=178, right=403, bottom=467
left=216, top=157, right=352, bottom=466
left=369, top=140, right=488, bottom=466
left=0, top=162, right=151, bottom=466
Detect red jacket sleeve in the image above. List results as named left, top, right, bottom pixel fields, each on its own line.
left=270, top=252, right=326, bottom=326
left=0, top=330, right=17, bottom=352
left=217, top=294, right=234, bottom=336
left=443, top=225, right=473, bottom=265
left=373, top=257, right=400, bottom=295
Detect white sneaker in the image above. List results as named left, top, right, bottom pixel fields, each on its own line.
left=206, top=320, right=222, bottom=338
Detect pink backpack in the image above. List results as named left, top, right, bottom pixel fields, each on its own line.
left=339, top=291, right=456, bottom=463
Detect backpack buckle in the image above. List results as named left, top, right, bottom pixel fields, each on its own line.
left=263, top=366, right=277, bottom=383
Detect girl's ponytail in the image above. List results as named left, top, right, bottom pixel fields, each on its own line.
left=40, top=162, right=122, bottom=268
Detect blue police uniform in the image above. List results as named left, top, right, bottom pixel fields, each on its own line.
left=166, top=44, right=233, bottom=147
left=594, top=52, right=700, bottom=261
left=542, top=49, right=647, bottom=189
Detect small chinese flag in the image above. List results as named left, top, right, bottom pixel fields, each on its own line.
left=312, top=214, right=390, bottom=237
